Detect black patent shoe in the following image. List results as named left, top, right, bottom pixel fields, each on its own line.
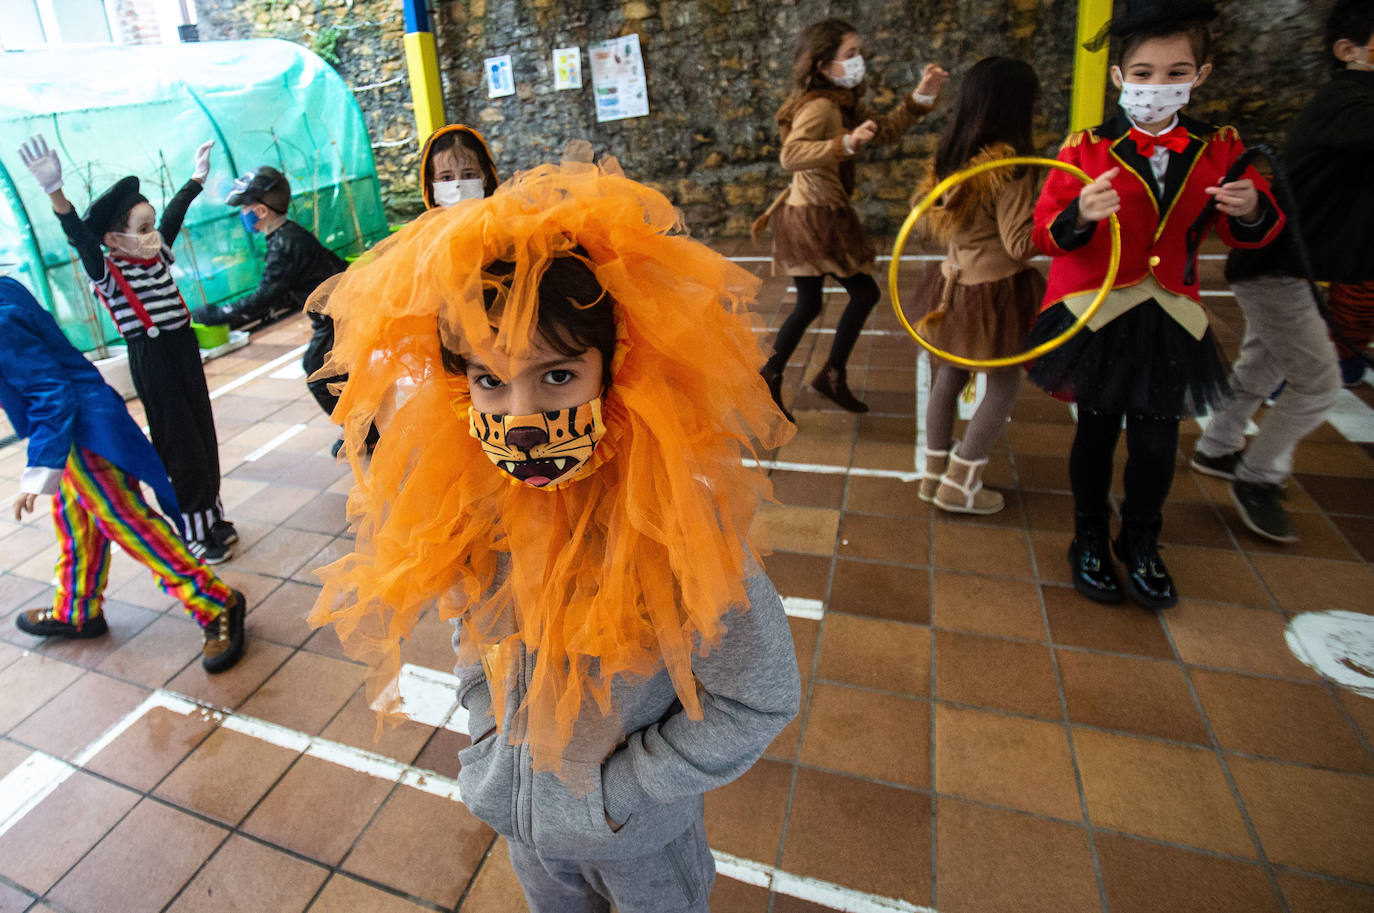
left=1068, top=534, right=1124, bottom=604
left=760, top=366, right=795, bottom=424
left=810, top=365, right=869, bottom=413
left=1113, top=534, right=1178, bottom=610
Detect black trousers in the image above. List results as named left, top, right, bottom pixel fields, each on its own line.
left=764, top=272, right=880, bottom=375
left=126, top=325, right=222, bottom=542
left=1070, top=409, right=1179, bottom=530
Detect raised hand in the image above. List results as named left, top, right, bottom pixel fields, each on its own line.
left=1078, top=168, right=1121, bottom=225
left=849, top=119, right=879, bottom=153
left=17, top=135, right=62, bottom=194
left=915, top=63, right=950, bottom=98
left=192, top=139, right=214, bottom=183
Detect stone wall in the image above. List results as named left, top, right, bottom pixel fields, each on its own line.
left=196, top=0, right=1333, bottom=236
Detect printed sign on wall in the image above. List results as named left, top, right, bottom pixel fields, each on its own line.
left=485, top=54, right=514, bottom=98
left=553, top=46, right=582, bottom=90
left=589, top=34, right=648, bottom=122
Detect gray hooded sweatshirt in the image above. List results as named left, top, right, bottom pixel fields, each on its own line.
left=452, top=572, right=800, bottom=861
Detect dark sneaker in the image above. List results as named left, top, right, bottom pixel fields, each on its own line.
left=1231, top=480, right=1298, bottom=543
left=201, top=589, right=247, bottom=673
left=211, top=520, right=238, bottom=547
left=331, top=438, right=345, bottom=458
left=16, top=609, right=109, bottom=639
left=1340, top=357, right=1366, bottom=388
left=189, top=537, right=231, bottom=565
left=1190, top=448, right=1242, bottom=481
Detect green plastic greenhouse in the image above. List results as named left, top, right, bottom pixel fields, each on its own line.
left=0, top=38, right=390, bottom=357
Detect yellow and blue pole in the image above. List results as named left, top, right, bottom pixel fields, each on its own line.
left=1070, top=0, right=1113, bottom=132
left=403, top=0, right=446, bottom=141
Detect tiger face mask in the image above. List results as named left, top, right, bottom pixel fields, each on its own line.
left=468, top=397, right=606, bottom=488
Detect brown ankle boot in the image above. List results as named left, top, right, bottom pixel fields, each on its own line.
left=201, top=589, right=247, bottom=673
left=760, top=366, right=794, bottom=424
left=919, top=446, right=950, bottom=502
left=934, top=452, right=1004, bottom=515
left=809, top=365, right=868, bottom=413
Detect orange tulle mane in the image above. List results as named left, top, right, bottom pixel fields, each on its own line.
left=307, top=152, right=793, bottom=777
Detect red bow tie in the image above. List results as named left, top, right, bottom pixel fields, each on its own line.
left=1130, top=125, right=1190, bottom=157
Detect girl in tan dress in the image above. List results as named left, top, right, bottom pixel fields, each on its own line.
left=756, top=18, right=947, bottom=419
left=910, top=57, right=1045, bottom=515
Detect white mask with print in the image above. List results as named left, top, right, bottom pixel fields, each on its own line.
left=432, top=178, right=486, bottom=207
left=831, top=54, right=865, bottom=89
left=113, top=230, right=162, bottom=259
left=1115, top=71, right=1193, bottom=123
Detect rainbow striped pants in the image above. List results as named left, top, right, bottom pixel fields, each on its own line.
left=51, top=447, right=230, bottom=627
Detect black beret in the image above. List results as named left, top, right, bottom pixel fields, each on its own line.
left=1111, top=0, right=1217, bottom=38
left=82, top=176, right=149, bottom=237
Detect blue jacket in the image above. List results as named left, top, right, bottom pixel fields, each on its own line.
left=0, top=277, right=182, bottom=531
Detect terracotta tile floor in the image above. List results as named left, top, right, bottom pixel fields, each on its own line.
left=1, top=239, right=1373, bottom=912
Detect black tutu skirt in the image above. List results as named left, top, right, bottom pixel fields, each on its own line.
left=1025, top=299, right=1229, bottom=418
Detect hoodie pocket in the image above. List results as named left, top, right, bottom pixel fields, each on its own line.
left=456, top=733, right=515, bottom=838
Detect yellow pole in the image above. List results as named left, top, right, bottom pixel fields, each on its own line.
left=1070, top=0, right=1113, bottom=132
left=404, top=31, right=446, bottom=141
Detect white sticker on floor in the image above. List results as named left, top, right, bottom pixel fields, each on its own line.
left=1285, top=610, right=1374, bottom=698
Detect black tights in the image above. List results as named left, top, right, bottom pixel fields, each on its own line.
left=764, top=273, right=880, bottom=375
left=1070, top=410, right=1180, bottom=527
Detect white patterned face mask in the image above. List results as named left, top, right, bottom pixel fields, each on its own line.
left=831, top=54, right=865, bottom=89
left=1114, top=69, right=1194, bottom=123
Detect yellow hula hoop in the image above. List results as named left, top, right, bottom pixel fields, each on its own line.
left=889, top=156, right=1121, bottom=369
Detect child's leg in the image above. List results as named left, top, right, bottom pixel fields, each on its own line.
left=824, top=271, right=880, bottom=370
left=594, top=814, right=714, bottom=913
left=304, top=317, right=342, bottom=417
left=1120, top=414, right=1180, bottom=529
left=762, top=276, right=825, bottom=374
left=926, top=364, right=970, bottom=452
left=66, top=447, right=231, bottom=626
left=128, top=329, right=224, bottom=545
left=50, top=471, right=113, bottom=627
left=1070, top=409, right=1124, bottom=521
left=506, top=841, right=611, bottom=913
left=956, top=367, right=1022, bottom=461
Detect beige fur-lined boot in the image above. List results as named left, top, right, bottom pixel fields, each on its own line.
left=934, top=452, right=1004, bottom=515
left=918, top=446, right=950, bottom=502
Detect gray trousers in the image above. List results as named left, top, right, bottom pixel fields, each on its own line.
left=507, top=814, right=715, bottom=913
left=1197, top=276, right=1340, bottom=485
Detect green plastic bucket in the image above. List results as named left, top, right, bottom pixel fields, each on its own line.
left=192, top=322, right=230, bottom=349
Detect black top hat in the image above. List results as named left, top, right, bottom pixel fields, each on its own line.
left=225, top=165, right=285, bottom=208
left=82, top=175, right=148, bottom=237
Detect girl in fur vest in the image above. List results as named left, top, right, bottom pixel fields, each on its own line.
left=911, top=57, right=1045, bottom=515
left=756, top=18, right=947, bottom=419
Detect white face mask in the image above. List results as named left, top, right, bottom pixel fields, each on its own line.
left=830, top=54, right=865, bottom=89
left=1115, top=69, right=1194, bottom=124
left=433, top=178, right=486, bottom=207
left=113, top=230, right=162, bottom=259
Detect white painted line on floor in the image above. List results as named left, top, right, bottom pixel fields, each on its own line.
left=1323, top=388, right=1374, bottom=443
left=1286, top=610, right=1374, bottom=698
left=0, top=751, right=75, bottom=839
left=782, top=597, right=824, bottom=620
left=1199, top=290, right=1234, bottom=297
left=750, top=325, right=907, bottom=337
left=747, top=457, right=920, bottom=484
left=243, top=423, right=309, bottom=462
left=208, top=343, right=309, bottom=400
left=372, top=663, right=469, bottom=733
left=270, top=361, right=308, bottom=380
left=713, top=850, right=934, bottom=913
left=787, top=286, right=848, bottom=294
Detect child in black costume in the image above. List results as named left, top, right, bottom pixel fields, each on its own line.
left=18, top=135, right=237, bottom=563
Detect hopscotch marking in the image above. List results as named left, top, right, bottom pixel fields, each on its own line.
left=243, top=423, right=309, bottom=462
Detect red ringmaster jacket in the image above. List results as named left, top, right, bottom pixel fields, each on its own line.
left=1034, top=111, right=1285, bottom=311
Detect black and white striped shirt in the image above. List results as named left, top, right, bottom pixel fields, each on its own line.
left=93, top=248, right=190, bottom=339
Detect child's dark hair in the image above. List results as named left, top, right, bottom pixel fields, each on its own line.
left=426, top=131, right=499, bottom=196
left=934, top=57, right=1040, bottom=180
left=1116, top=21, right=1213, bottom=67
left=789, top=18, right=858, bottom=95
left=440, top=251, right=616, bottom=386
left=1326, top=0, right=1374, bottom=67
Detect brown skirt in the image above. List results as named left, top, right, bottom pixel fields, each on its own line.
left=771, top=202, right=876, bottom=277
left=908, top=265, right=1046, bottom=365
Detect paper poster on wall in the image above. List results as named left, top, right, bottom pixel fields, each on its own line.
left=485, top=54, right=514, bottom=98
left=589, top=34, right=649, bottom=122
left=553, top=46, right=582, bottom=90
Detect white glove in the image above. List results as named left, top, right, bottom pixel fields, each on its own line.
left=18, top=135, right=62, bottom=194
left=191, top=139, right=214, bottom=183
